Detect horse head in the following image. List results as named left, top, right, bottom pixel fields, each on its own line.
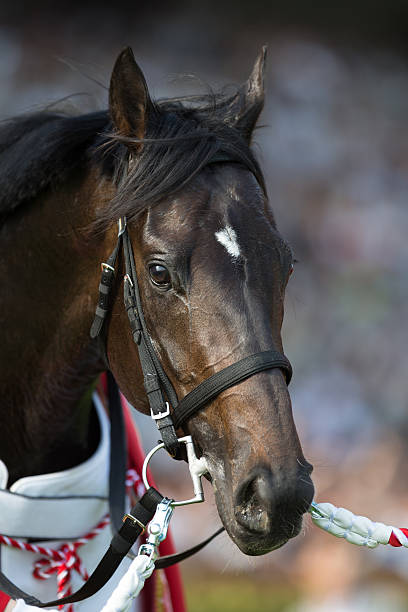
left=102, top=48, right=314, bottom=556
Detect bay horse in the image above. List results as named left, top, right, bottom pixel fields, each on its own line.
left=0, top=46, right=314, bottom=590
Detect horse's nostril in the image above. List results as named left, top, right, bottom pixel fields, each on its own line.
left=234, top=467, right=314, bottom=537
left=236, top=469, right=274, bottom=506
left=254, top=472, right=275, bottom=509
left=235, top=469, right=275, bottom=533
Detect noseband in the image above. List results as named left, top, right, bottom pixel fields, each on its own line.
left=91, top=215, right=292, bottom=458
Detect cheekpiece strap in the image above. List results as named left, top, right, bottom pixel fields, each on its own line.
left=90, top=221, right=124, bottom=340
left=121, top=225, right=181, bottom=458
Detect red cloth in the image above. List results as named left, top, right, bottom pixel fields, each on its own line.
left=0, top=591, right=10, bottom=611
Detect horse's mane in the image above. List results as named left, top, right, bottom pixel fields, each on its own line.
left=0, top=93, right=265, bottom=225
left=0, top=110, right=113, bottom=222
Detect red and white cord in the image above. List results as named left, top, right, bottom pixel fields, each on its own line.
left=309, top=501, right=408, bottom=548
left=0, top=469, right=144, bottom=611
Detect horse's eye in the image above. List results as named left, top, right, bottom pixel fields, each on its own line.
left=149, top=263, right=171, bottom=288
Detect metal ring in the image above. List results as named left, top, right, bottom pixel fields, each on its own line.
left=142, top=435, right=208, bottom=507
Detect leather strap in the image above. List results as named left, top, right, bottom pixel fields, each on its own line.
left=122, top=228, right=181, bottom=457
left=173, top=350, right=292, bottom=429
left=90, top=238, right=121, bottom=340
left=107, top=371, right=128, bottom=534
left=155, top=526, right=224, bottom=569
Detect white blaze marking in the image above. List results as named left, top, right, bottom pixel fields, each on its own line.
left=215, top=225, right=241, bottom=260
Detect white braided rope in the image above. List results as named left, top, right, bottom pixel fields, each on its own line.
left=100, top=555, right=155, bottom=612
left=309, top=501, right=408, bottom=548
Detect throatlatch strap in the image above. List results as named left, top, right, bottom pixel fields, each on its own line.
left=173, top=350, right=292, bottom=429
left=0, top=488, right=163, bottom=608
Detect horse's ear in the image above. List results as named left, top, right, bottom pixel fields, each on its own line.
left=225, top=46, right=267, bottom=142
left=109, top=47, right=153, bottom=143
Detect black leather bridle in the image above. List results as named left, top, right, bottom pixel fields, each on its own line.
left=90, top=216, right=292, bottom=458
left=0, top=178, right=293, bottom=608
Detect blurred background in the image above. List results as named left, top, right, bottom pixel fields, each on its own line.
left=2, top=1, right=408, bottom=609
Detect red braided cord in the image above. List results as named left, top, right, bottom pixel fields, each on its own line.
left=0, top=469, right=143, bottom=611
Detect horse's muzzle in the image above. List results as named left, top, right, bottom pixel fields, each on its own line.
left=233, top=464, right=314, bottom=554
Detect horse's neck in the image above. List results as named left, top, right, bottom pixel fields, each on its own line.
left=0, top=166, right=116, bottom=484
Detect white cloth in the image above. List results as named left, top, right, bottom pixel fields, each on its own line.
left=0, top=393, right=139, bottom=611
left=13, top=600, right=57, bottom=611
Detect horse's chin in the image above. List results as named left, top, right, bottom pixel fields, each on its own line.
left=221, top=518, right=300, bottom=556
left=230, top=531, right=289, bottom=556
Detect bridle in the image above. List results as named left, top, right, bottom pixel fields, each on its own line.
left=0, top=162, right=294, bottom=609
left=90, top=214, right=293, bottom=458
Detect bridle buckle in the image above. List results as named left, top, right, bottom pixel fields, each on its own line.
left=122, top=513, right=146, bottom=533
left=150, top=402, right=170, bottom=421
left=101, top=262, right=115, bottom=273
left=117, top=216, right=127, bottom=236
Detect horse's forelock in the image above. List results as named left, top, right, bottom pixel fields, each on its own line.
left=96, top=96, right=266, bottom=228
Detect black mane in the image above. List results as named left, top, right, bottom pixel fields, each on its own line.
left=0, top=111, right=111, bottom=221
left=0, top=94, right=265, bottom=225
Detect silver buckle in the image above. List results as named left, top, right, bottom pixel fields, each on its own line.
left=101, top=262, right=115, bottom=273
left=150, top=402, right=170, bottom=421
left=118, top=217, right=127, bottom=236
left=124, top=273, right=134, bottom=288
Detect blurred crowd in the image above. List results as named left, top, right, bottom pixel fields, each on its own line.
left=1, top=7, right=408, bottom=610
